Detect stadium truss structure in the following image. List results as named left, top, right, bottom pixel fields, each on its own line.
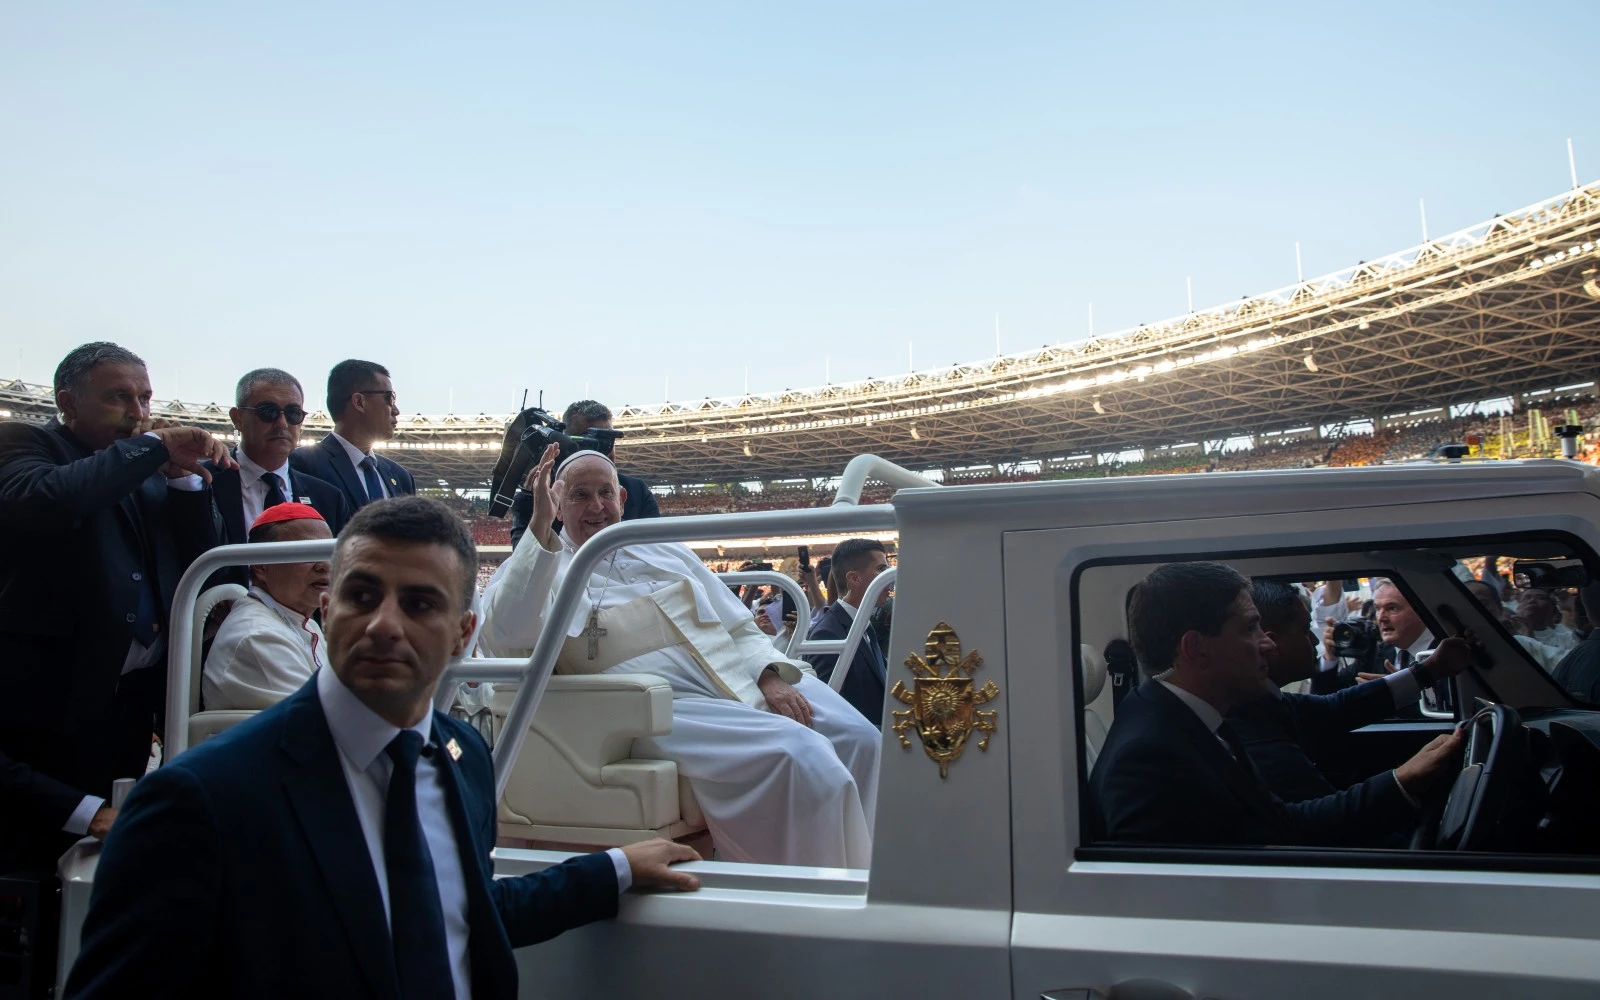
left=5, top=181, right=1600, bottom=489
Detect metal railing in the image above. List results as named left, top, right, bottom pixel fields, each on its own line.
left=165, top=465, right=923, bottom=796
left=808, top=568, right=897, bottom=693
left=164, top=540, right=338, bottom=755
left=715, top=570, right=812, bottom=658
left=431, top=505, right=900, bottom=798
left=833, top=454, right=939, bottom=506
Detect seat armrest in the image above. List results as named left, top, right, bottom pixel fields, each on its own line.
left=491, top=673, right=675, bottom=768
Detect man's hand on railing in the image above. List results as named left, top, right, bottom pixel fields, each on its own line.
left=619, top=838, right=702, bottom=892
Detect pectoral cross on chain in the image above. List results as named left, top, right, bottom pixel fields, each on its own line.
left=582, top=607, right=608, bottom=660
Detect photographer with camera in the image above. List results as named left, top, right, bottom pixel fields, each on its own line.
left=505, top=401, right=658, bottom=549
left=1313, top=580, right=1454, bottom=716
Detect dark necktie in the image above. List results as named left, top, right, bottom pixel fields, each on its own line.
left=261, top=472, right=287, bottom=510
left=360, top=456, right=386, bottom=504
left=383, top=732, right=454, bottom=1000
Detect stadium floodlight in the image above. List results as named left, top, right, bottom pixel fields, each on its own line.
left=1303, top=353, right=1319, bottom=372
left=1092, top=397, right=1106, bottom=415
left=1583, top=267, right=1600, bottom=300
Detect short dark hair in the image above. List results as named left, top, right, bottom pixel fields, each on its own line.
left=54, top=342, right=145, bottom=396
left=1127, top=562, right=1250, bottom=676
left=333, top=495, right=477, bottom=609
left=831, top=538, right=887, bottom=594
left=326, top=359, right=391, bottom=419
left=236, top=367, right=303, bottom=407
left=1251, top=580, right=1307, bottom=632
left=815, top=556, right=833, bottom=602
left=563, top=400, right=612, bottom=427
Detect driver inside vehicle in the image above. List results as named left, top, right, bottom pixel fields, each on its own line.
left=1089, top=562, right=1465, bottom=848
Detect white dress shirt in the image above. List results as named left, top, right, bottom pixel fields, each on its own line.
left=317, top=668, right=630, bottom=999
left=331, top=431, right=387, bottom=500
left=234, top=449, right=295, bottom=529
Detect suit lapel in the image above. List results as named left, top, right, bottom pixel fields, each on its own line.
left=320, top=434, right=370, bottom=510
left=1146, top=683, right=1282, bottom=828
left=430, top=725, right=517, bottom=1000
left=213, top=464, right=246, bottom=544
left=277, top=685, right=401, bottom=1000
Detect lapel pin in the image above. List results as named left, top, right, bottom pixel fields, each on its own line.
left=445, top=738, right=462, bottom=761
left=389, top=478, right=397, bottom=486
left=296, top=496, right=311, bottom=504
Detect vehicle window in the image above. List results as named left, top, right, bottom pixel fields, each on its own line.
left=1073, top=533, right=1600, bottom=870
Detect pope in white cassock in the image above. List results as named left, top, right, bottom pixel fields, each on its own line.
left=481, top=444, right=879, bottom=868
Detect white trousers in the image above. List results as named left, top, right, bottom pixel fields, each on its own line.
left=607, top=649, right=880, bottom=868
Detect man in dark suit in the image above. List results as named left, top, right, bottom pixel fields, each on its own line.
left=509, top=400, right=657, bottom=549
left=1088, top=562, right=1463, bottom=847
left=804, top=538, right=891, bottom=725
left=1230, top=579, right=1470, bottom=804
left=67, top=495, right=700, bottom=999
left=1553, top=584, right=1600, bottom=702
left=212, top=367, right=350, bottom=547
left=0, top=342, right=229, bottom=872
left=289, top=358, right=415, bottom=514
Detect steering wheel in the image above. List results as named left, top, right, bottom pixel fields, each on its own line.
left=1417, top=703, right=1532, bottom=852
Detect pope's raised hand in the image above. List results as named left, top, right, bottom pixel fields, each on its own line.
left=524, top=442, right=564, bottom=551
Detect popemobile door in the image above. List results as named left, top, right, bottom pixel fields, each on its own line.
left=1001, top=492, right=1600, bottom=1000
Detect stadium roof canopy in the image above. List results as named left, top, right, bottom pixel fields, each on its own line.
left=5, top=181, right=1600, bottom=489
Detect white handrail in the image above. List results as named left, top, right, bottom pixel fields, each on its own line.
left=164, top=505, right=900, bottom=791
left=819, top=567, right=897, bottom=693
left=832, top=454, right=939, bottom=507
left=164, top=540, right=337, bottom=755
left=716, top=570, right=812, bottom=657
left=483, top=505, right=897, bottom=798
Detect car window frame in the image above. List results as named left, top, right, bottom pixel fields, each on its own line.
left=1069, top=527, right=1599, bottom=874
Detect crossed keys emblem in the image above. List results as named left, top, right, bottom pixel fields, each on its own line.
left=890, top=622, right=1000, bottom=777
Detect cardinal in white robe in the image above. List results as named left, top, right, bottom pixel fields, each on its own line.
left=203, top=503, right=332, bottom=710
left=481, top=446, right=879, bottom=868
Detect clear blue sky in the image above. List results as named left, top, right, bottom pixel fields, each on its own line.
left=3, top=2, right=1595, bottom=415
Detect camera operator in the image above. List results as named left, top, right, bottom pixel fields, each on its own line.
left=508, top=401, right=658, bottom=549
left=1313, top=580, right=1452, bottom=715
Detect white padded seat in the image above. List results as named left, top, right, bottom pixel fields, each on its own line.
left=1080, top=643, right=1111, bottom=772
left=189, top=710, right=258, bottom=745
left=181, top=584, right=256, bottom=749
left=491, top=676, right=707, bottom=847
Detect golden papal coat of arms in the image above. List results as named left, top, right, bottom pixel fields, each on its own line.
left=890, top=622, right=1000, bottom=777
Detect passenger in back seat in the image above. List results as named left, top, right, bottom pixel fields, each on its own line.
left=1228, top=580, right=1471, bottom=805
left=1088, top=562, right=1466, bottom=848
left=202, top=503, right=332, bottom=710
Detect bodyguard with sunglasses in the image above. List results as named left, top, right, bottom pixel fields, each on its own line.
left=290, top=358, right=415, bottom=513
left=209, top=368, right=351, bottom=548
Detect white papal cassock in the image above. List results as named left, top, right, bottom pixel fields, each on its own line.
left=480, top=530, right=879, bottom=868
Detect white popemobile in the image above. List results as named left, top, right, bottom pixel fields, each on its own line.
left=61, top=455, right=1600, bottom=999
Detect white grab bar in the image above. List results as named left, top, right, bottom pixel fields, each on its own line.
left=832, top=454, right=938, bottom=506
left=716, top=570, right=812, bottom=657
left=164, top=505, right=900, bottom=794
left=815, top=567, right=897, bottom=693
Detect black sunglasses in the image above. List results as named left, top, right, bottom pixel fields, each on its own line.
left=247, top=402, right=307, bottom=425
